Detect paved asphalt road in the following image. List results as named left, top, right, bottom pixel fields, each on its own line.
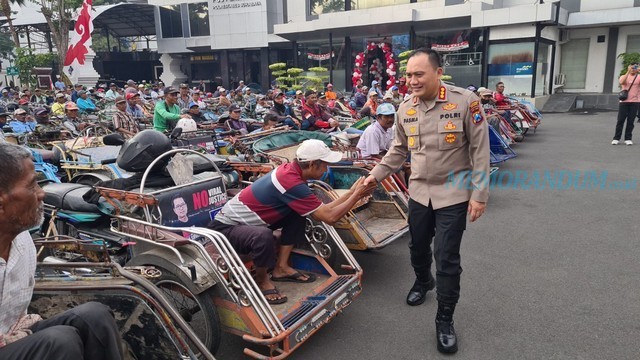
left=215, top=110, right=640, bottom=360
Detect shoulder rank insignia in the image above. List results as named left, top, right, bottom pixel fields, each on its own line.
left=437, top=86, right=447, bottom=101
left=445, top=133, right=457, bottom=143
left=442, top=103, right=457, bottom=111
left=406, top=108, right=417, bottom=116
left=444, top=121, right=456, bottom=130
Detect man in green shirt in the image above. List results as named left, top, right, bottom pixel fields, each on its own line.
left=153, top=86, right=192, bottom=132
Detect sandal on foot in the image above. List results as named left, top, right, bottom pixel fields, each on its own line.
left=262, top=288, right=287, bottom=305
left=271, top=271, right=317, bottom=283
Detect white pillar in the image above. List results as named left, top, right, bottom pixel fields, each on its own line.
left=159, top=53, right=188, bottom=87
left=63, top=51, right=100, bottom=87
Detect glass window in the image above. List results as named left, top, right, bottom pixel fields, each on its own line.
left=160, top=5, right=183, bottom=39
left=560, top=38, right=589, bottom=89
left=352, top=0, right=410, bottom=10
left=626, top=35, right=640, bottom=53
left=417, top=29, right=483, bottom=88
left=310, top=0, right=345, bottom=15
left=488, top=42, right=535, bottom=96
left=298, top=39, right=347, bottom=90
left=189, top=3, right=210, bottom=37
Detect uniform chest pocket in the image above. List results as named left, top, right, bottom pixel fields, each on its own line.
left=403, top=123, right=421, bottom=150
left=437, top=119, right=464, bottom=150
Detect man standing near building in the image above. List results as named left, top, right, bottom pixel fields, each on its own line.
left=363, top=48, right=489, bottom=354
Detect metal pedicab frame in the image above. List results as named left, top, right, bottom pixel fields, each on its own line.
left=31, top=237, right=215, bottom=360
left=95, top=149, right=363, bottom=359
left=251, top=131, right=410, bottom=251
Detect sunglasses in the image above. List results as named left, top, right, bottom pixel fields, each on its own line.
left=232, top=110, right=242, bottom=113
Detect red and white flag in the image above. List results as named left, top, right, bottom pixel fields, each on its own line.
left=63, top=0, right=94, bottom=82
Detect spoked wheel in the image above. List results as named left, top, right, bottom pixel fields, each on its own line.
left=153, top=267, right=221, bottom=356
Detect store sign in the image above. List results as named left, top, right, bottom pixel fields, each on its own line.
left=431, top=41, right=470, bottom=52
left=211, top=0, right=262, bottom=11
left=191, top=54, right=217, bottom=62
left=307, top=51, right=334, bottom=61
left=487, top=62, right=534, bottom=77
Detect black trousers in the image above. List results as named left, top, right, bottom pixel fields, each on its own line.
left=209, top=212, right=306, bottom=269
left=408, top=199, right=468, bottom=305
left=614, top=102, right=638, bottom=141
left=0, top=302, right=123, bottom=360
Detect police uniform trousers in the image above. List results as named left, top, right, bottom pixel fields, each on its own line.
left=408, top=198, right=468, bottom=305
left=0, top=302, right=123, bottom=360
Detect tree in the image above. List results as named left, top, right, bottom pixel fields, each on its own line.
left=32, top=0, right=80, bottom=75
left=0, top=31, right=15, bottom=58
left=0, top=0, right=26, bottom=48
left=14, top=47, right=56, bottom=87
left=32, top=0, right=124, bottom=75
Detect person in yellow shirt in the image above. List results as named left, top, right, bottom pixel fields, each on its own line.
left=50, top=93, right=67, bottom=116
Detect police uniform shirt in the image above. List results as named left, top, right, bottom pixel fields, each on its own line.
left=370, top=82, right=490, bottom=210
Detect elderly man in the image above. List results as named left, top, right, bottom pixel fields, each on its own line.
left=105, top=83, right=119, bottom=101
left=33, top=107, right=66, bottom=140
left=75, top=90, right=96, bottom=114
left=269, top=91, right=300, bottom=129
left=71, top=84, right=83, bottom=102
left=113, top=96, right=139, bottom=138
left=300, top=90, right=339, bottom=131
left=177, top=84, right=191, bottom=111
left=50, top=93, right=67, bottom=116
left=187, top=102, right=207, bottom=123
left=0, top=144, right=124, bottom=360
left=359, top=91, right=379, bottom=119
left=218, top=88, right=231, bottom=107
left=62, top=102, right=87, bottom=136
left=9, top=109, right=36, bottom=134
left=364, top=48, right=489, bottom=354
left=325, top=83, right=337, bottom=100
left=209, top=139, right=374, bottom=304
left=357, top=102, right=395, bottom=159
left=125, top=93, right=144, bottom=119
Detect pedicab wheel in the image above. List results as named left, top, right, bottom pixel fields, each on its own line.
left=152, top=267, right=222, bottom=356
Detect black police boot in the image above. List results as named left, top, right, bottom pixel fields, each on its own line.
left=406, top=273, right=435, bottom=306
left=435, top=302, right=458, bottom=354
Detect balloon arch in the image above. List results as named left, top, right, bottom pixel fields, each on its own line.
left=352, top=42, right=398, bottom=90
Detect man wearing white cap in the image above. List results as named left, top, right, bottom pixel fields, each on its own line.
left=209, top=139, right=374, bottom=304
left=357, top=102, right=396, bottom=159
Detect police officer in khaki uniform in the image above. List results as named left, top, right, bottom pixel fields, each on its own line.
left=364, top=48, right=489, bottom=354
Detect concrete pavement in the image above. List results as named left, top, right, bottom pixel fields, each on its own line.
left=216, top=110, right=640, bottom=360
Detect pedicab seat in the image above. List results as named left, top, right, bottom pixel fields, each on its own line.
left=252, top=130, right=333, bottom=154
left=42, top=183, right=100, bottom=213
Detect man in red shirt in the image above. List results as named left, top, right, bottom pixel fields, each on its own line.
left=493, top=82, right=511, bottom=108
left=300, top=90, right=339, bottom=131
left=397, top=77, right=409, bottom=97
left=209, top=140, right=374, bottom=304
